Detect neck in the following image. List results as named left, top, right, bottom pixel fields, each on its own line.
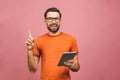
left=48, top=31, right=61, bottom=36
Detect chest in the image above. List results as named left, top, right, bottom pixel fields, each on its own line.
left=38, top=37, right=72, bottom=54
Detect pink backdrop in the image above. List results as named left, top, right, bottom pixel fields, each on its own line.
left=0, top=0, right=120, bottom=80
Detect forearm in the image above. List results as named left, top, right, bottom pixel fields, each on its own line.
left=27, top=50, right=37, bottom=73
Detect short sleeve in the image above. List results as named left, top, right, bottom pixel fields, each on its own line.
left=33, top=39, right=40, bottom=57
left=70, top=38, right=79, bottom=53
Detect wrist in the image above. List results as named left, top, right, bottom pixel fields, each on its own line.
left=27, top=48, right=33, bottom=50
left=27, top=48, right=33, bottom=51
left=27, top=46, right=34, bottom=50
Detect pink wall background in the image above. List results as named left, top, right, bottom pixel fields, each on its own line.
left=0, top=0, right=120, bottom=80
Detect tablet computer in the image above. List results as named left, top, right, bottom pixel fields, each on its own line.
left=57, top=52, right=77, bottom=66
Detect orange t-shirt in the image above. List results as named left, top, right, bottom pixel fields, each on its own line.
left=33, top=32, right=79, bottom=80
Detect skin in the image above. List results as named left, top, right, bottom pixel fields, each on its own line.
left=45, top=12, right=61, bottom=36
left=25, top=11, right=80, bottom=73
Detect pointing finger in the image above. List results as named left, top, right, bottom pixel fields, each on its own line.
left=28, top=30, right=32, bottom=37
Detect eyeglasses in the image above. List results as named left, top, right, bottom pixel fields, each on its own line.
left=46, top=17, right=60, bottom=22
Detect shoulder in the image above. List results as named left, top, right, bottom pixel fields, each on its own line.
left=62, top=32, right=76, bottom=40
left=34, top=33, right=48, bottom=41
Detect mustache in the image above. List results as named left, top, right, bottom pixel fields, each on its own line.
left=50, top=23, right=58, bottom=26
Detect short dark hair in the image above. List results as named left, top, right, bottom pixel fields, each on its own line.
left=44, top=7, right=62, bottom=19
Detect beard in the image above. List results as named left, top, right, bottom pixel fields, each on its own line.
left=47, top=23, right=60, bottom=33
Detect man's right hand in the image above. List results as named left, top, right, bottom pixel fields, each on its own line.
left=25, top=30, right=34, bottom=50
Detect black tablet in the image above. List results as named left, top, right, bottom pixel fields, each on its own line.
left=57, top=52, right=77, bottom=66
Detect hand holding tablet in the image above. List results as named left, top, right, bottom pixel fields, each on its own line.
left=58, top=52, right=77, bottom=66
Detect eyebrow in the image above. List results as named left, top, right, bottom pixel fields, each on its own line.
left=46, top=17, right=59, bottom=18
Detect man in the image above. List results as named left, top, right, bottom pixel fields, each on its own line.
left=26, top=7, right=80, bottom=80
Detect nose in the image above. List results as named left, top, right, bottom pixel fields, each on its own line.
left=52, top=19, right=56, bottom=23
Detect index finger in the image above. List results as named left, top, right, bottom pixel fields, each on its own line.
left=28, top=30, right=32, bottom=37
